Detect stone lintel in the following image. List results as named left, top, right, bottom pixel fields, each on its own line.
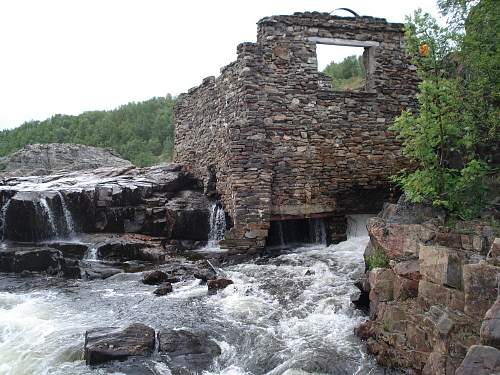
left=271, top=204, right=335, bottom=218
left=308, top=37, right=380, bottom=47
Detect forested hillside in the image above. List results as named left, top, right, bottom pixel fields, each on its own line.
left=323, top=55, right=365, bottom=90
left=0, top=96, right=175, bottom=167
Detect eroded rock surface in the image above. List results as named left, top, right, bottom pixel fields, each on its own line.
left=158, top=329, right=221, bottom=372
left=356, top=195, right=499, bottom=374
left=0, top=143, right=133, bottom=177
left=84, top=323, right=155, bottom=365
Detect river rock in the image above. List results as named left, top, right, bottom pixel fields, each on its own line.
left=153, top=282, right=173, bottom=296
left=0, top=246, right=64, bottom=275
left=157, top=329, right=221, bottom=371
left=455, top=345, right=500, bottom=375
left=142, top=270, right=169, bottom=285
left=207, top=278, right=233, bottom=291
left=84, top=323, right=155, bottom=365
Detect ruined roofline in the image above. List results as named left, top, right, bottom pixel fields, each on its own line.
left=257, top=11, right=404, bottom=32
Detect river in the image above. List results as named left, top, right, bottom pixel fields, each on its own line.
left=0, top=215, right=397, bottom=375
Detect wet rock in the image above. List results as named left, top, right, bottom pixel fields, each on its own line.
left=165, top=190, right=211, bottom=241
left=193, top=267, right=217, bottom=282
left=142, top=270, right=169, bottom=285
left=81, top=262, right=123, bottom=280
left=0, top=246, right=64, bottom=275
left=157, top=329, right=221, bottom=371
left=95, top=236, right=165, bottom=262
left=354, top=320, right=374, bottom=340
left=153, top=282, right=173, bottom=296
left=46, top=242, right=89, bottom=259
left=481, top=296, right=500, bottom=349
left=84, top=323, right=155, bottom=365
left=455, top=345, right=500, bottom=375
left=207, top=278, right=233, bottom=292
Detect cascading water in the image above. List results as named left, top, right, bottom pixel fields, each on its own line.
left=38, top=197, right=58, bottom=237
left=84, top=247, right=98, bottom=261
left=0, top=199, right=11, bottom=240
left=0, top=214, right=401, bottom=375
left=309, top=218, right=327, bottom=245
left=56, top=192, right=76, bottom=237
left=208, top=203, right=227, bottom=248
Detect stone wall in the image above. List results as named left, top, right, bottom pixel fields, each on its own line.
left=175, top=12, right=418, bottom=252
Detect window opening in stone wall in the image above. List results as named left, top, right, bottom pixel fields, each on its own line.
left=316, top=44, right=369, bottom=92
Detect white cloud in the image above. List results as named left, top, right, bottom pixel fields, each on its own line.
left=0, top=0, right=440, bottom=129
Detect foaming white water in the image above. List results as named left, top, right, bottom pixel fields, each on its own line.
left=0, top=213, right=397, bottom=375
left=205, top=218, right=375, bottom=374
left=0, top=291, right=88, bottom=375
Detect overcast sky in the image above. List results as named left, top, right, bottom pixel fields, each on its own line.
left=0, top=0, right=440, bottom=130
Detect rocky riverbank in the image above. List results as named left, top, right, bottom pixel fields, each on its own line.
left=355, top=196, right=500, bottom=374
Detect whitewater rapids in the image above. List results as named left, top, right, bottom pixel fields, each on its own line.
left=0, top=215, right=399, bottom=375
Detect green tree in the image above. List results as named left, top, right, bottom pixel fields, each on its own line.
left=323, top=55, right=366, bottom=90
left=391, top=3, right=497, bottom=219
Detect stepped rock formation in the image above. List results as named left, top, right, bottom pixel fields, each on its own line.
left=0, top=143, right=133, bottom=177
left=355, top=196, right=500, bottom=374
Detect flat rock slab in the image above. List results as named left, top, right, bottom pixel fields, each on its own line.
left=84, top=323, right=155, bottom=365
left=158, top=329, right=221, bottom=371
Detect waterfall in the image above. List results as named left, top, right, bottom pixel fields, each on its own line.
left=57, top=192, right=76, bottom=237
left=0, top=199, right=11, bottom=240
left=208, top=203, right=226, bottom=247
left=309, top=218, right=326, bottom=245
left=84, top=247, right=98, bottom=261
left=346, top=214, right=372, bottom=239
left=39, top=198, right=57, bottom=237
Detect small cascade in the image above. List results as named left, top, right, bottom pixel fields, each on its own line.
left=84, top=247, right=98, bottom=261
left=309, top=218, right=327, bottom=245
left=0, top=199, right=11, bottom=240
left=208, top=203, right=227, bottom=247
left=346, top=214, right=372, bottom=238
left=57, top=192, right=76, bottom=237
left=38, top=198, right=57, bottom=237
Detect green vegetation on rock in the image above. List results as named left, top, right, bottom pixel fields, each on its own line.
left=391, top=0, right=499, bottom=219
left=323, top=55, right=366, bottom=91
left=366, top=248, right=390, bottom=270
left=0, top=96, right=175, bottom=167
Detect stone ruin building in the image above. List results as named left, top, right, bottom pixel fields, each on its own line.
left=174, top=12, right=418, bottom=254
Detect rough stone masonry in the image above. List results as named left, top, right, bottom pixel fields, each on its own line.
left=174, top=12, right=418, bottom=253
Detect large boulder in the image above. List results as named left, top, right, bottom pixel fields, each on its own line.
left=157, top=329, right=221, bottom=371
left=0, top=143, right=133, bottom=177
left=455, top=345, right=500, bottom=375
left=84, top=323, right=155, bottom=365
